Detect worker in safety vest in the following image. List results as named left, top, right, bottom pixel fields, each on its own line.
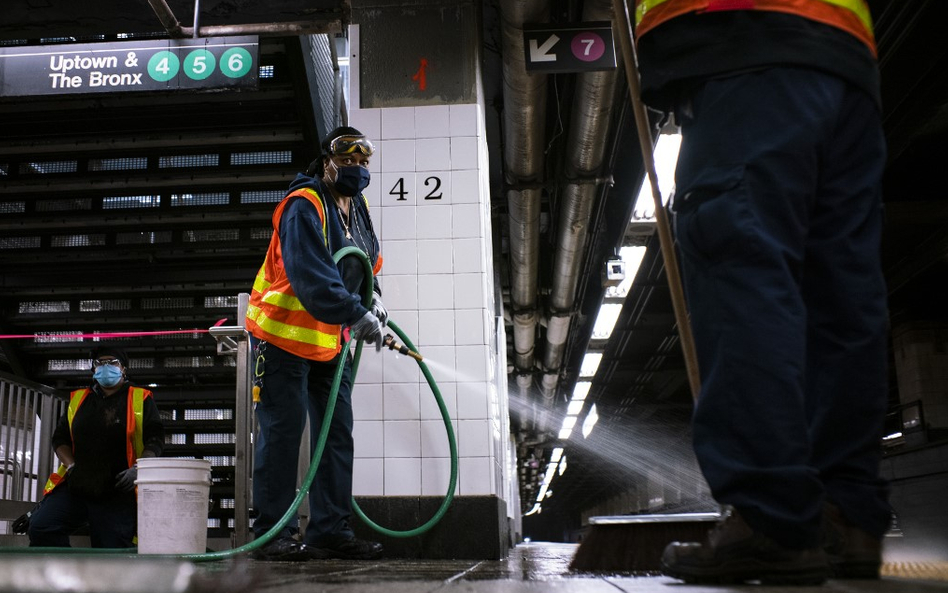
left=633, top=0, right=889, bottom=584
left=245, top=126, right=386, bottom=561
left=27, top=346, right=164, bottom=548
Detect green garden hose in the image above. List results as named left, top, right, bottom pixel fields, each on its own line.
left=0, top=246, right=458, bottom=561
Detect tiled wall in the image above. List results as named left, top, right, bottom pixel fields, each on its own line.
left=346, top=26, right=510, bottom=501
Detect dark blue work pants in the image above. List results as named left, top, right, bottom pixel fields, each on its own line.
left=251, top=340, right=355, bottom=546
left=672, top=67, right=890, bottom=548
left=27, top=484, right=137, bottom=548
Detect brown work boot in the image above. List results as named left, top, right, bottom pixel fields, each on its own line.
left=822, top=503, right=882, bottom=579
left=661, top=508, right=830, bottom=585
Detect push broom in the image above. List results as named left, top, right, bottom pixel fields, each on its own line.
left=569, top=0, right=719, bottom=573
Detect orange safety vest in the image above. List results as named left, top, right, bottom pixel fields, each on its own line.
left=245, top=187, right=383, bottom=362
left=43, top=386, right=150, bottom=495
left=634, top=0, right=876, bottom=56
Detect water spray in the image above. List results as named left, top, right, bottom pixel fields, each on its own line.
left=383, top=334, right=424, bottom=361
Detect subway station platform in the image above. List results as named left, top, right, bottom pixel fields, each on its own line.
left=4, top=542, right=948, bottom=593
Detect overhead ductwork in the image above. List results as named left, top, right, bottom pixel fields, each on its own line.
left=540, top=0, right=619, bottom=400
left=500, top=0, right=549, bottom=377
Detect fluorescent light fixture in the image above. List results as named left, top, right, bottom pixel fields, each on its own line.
left=882, top=432, right=903, bottom=441
left=524, top=504, right=541, bottom=516
left=572, top=381, right=592, bottom=402
left=558, top=455, right=567, bottom=476
left=536, top=484, right=548, bottom=501
left=567, top=400, right=584, bottom=415
left=544, top=463, right=557, bottom=482
left=550, top=447, right=564, bottom=463
left=558, top=413, right=576, bottom=440
left=592, top=303, right=623, bottom=340
left=632, top=132, right=682, bottom=222
left=580, top=352, right=603, bottom=377
left=582, top=403, right=599, bottom=439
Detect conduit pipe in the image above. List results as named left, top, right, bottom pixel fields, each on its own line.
left=500, top=0, right=549, bottom=381
left=540, top=0, right=619, bottom=400
left=146, top=0, right=341, bottom=38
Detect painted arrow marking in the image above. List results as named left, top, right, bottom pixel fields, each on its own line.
left=529, top=34, right=559, bottom=62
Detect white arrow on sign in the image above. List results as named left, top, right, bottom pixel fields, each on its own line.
left=529, top=34, right=559, bottom=63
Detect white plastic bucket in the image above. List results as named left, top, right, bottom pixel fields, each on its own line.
left=136, top=458, right=212, bottom=554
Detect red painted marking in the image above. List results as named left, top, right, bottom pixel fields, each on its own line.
left=412, top=58, right=428, bottom=91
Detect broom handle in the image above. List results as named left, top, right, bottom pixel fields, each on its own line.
left=612, top=0, right=701, bottom=402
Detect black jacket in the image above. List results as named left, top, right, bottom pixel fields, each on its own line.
left=51, top=383, right=164, bottom=499
left=636, top=10, right=880, bottom=112
left=279, top=174, right=382, bottom=326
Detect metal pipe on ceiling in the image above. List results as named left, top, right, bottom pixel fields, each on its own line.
left=146, top=0, right=341, bottom=38
left=540, top=0, right=619, bottom=400
left=192, top=0, right=201, bottom=38
left=182, top=21, right=342, bottom=37
left=499, top=0, right=549, bottom=390
left=146, top=0, right=185, bottom=37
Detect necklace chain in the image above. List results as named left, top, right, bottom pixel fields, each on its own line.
left=337, top=199, right=369, bottom=255
left=337, top=205, right=352, bottom=240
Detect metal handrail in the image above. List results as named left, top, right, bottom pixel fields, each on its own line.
left=208, top=293, right=253, bottom=546
left=0, top=375, right=66, bottom=508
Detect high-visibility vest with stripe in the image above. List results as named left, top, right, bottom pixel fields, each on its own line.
left=245, top=187, right=383, bottom=362
left=43, top=386, right=151, bottom=495
left=634, top=0, right=876, bottom=56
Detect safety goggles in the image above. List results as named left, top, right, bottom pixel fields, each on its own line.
left=92, top=358, right=123, bottom=368
left=328, top=135, right=375, bottom=157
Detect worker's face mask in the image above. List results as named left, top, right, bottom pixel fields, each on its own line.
left=329, top=160, right=371, bottom=197
left=93, top=365, right=124, bottom=387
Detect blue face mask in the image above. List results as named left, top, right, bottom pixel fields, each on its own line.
left=330, top=161, right=371, bottom=197
left=93, top=365, right=124, bottom=388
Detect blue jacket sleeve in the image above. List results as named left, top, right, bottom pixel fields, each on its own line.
left=280, top=198, right=368, bottom=326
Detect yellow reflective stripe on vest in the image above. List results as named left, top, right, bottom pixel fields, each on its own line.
left=818, top=0, right=872, bottom=35
left=45, top=389, right=89, bottom=494
left=130, top=387, right=146, bottom=458
left=247, top=304, right=340, bottom=349
left=260, top=289, right=308, bottom=311
left=636, top=0, right=660, bottom=24
left=635, top=0, right=873, bottom=36
left=66, top=388, right=87, bottom=440
left=252, top=269, right=272, bottom=294
left=43, top=464, right=68, bottom=495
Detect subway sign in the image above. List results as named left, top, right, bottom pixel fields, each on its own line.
left=0, top=36, right=258, bottom=97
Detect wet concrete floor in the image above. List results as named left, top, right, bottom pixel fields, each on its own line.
left=204, top=542, right=948, bottom=593
left=3, top=542, right=948, bottom=592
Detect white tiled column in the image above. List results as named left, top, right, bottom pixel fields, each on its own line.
left=347, top=25, right=508, bottom=503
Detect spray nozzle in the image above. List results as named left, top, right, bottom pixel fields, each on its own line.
left=383, top=334, right=424, bottom=361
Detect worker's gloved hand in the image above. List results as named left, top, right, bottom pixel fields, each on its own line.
left=371, top=294, right=388, bottom=327
left=350, top=311, right=383, bottom=352
left=11, top=502, right=40, bottom=534
left=115, top=465, right=138, bottom=492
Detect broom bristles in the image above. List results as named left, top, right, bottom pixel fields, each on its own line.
left=570, top=515, right=718, bottom=573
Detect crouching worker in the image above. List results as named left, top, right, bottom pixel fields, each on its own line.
left=28, top=346, right=164, bottom=548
